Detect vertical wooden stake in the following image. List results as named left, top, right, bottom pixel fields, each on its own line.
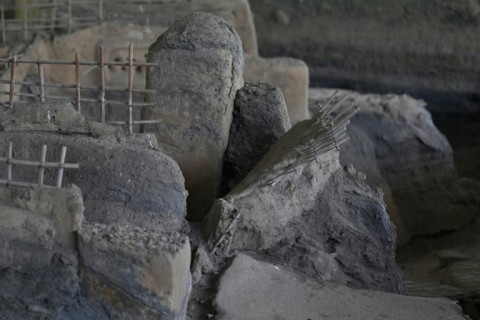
left=38, top=61, right=45, bottom=103
left=7, top=142, right=12, bottom=185
left=75, top=53, right=81, bottom=113
left=1, top=5, right=6, bottom=44
left=38, top=145, right=47, bottom=186
left=127, top=43, right=134, bottom=134
left=9, top=55, right=17, bottom=108
left=56, top=146, right=66, bottom=188
left=99, top=45, right=106, bottom=123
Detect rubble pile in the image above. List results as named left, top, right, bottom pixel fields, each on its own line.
left=0, top=1, right=477, bottom=319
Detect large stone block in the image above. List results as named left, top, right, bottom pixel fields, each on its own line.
left=223, top=82, right=291, bottom=192
left=143, top=12, right=243, bottom=220
left=0, top=102, right=187, bottom=230
left=215, top=254, right=467, bottom=320
left=206, top=107, right=405, bottom=293
left=244, top=55, right=309, bottom=125
left=79, top=223, right=191, bottom=320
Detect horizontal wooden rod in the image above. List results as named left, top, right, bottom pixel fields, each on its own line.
left=0, top=58, right=156, bottom=67
left=0, top=156, right=80, bottom=169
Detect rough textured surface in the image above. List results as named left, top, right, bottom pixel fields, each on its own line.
left=0, top=253, right=109, bottom=320
left=206, top=114, right=405, bottom=293
left=0, top=185, right=83, bottom=253
left=250, top=0, right=480, bottom=113
left=215, top=254, right=468, bottom=320
left=0, top=102, right=187, bottom=231
left=310, top=89, right=480, bottom=238
left=223, top=82, right=291, bottom=193
left=243, top=55, right=309, bottom=125
left=0, top=186, right=109, bottom=320
left=143, top=12, right=244, bottom=220
left=79, top=223, right=192, bottom=320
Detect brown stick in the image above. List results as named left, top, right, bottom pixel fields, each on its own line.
left=75, top=53, right=81, bottom=112
left=0, top=57, right=156, bottom=67
left=99, top=45, right=106, bottom=123
left=38, top=145, right=47, bottom=186
left=0, top=156, right=79, bottom=169
left=56, top=146, right=67, bottom=188
left=37, top=61, right=45, bottom=102
left=127, top=43, right=134, bottom=134
left=9, top=56, right=17, bottom=108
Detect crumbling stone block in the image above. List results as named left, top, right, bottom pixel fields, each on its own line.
left=79, top=223, right=192, bottom=320
left=214, top=254, right=467, bottom=320
left=143, top=12, right=244, bottom=220
left=206, top=108, right=405, bottom=294
left=0, top=101, right=188, bottom=231
left=223, top=82, right=291, bottom=192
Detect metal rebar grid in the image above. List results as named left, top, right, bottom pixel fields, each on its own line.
left=0, top=142, right=80, bottom=188
left=0, top=45, right=160, bottom=134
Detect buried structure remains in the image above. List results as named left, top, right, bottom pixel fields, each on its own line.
left=0, top=4, right=478, bottom=320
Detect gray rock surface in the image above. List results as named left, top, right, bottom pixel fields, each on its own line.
left=0, top=102, right=187, bottom=231
left=0, top=185, right=83, bottom=258
left=223, top=82, right=291, bottom=192
left=214, top=254, right=468, bottom=320
left=310, top=89, right=480, bottom=237
left=206, top=107, right=405, bottom=293
left=0, top=186, right=109, bottom=320
left=143, top=12, right=244, bottom=220
left=79, top=223, right=192, bottom=320
left=243, top=55, right=310, bottom=125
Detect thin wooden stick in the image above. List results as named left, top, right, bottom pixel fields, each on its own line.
left=37, top=61, right=45, bottom=102
left=74, top=53, right=81, bottom=112
left=1, top=5, right=5, bottom=44
left=0, top=156, right=79, bottom=169
left=9, top=56, right=17, bottom=108
left=99, top=45, right=106, bottom=123
left=7, top=142, right=12, bottom=184
left=38, top=145, right=47, bottom=186
left=0, top=57, right=156, bottom=67
left=210, top=211, right=242, bottom=255
left=127, top=43, right=134, bottom=134
left=56, top=146, right=66, bottom=188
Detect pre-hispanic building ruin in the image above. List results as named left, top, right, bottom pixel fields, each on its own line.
left=0, top=1, right=479, bottom=319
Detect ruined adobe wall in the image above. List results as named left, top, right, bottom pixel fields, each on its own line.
left=250, top=0, right=480, bottom=113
